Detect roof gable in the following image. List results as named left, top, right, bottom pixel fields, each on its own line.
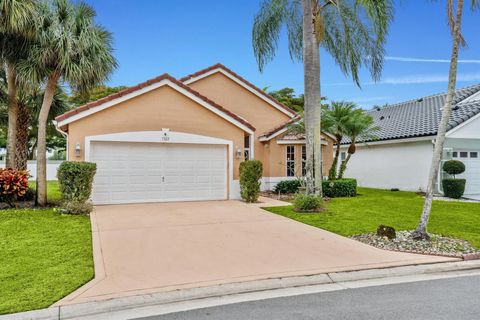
left=55, top=74, right=255, bottom=133
left=180, top=64, right=298, bottom=118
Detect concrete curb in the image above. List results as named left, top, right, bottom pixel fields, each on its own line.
left=2, top=260, right=479, bottom=320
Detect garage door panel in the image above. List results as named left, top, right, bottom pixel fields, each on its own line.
left=90, top=141, right=227, bottom=204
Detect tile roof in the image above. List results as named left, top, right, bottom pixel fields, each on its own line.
left=343, top=84, right=480, bottom=144
left=258, top=116, right=302, bottom=139
left=180, top=63, right=298, bottom=117
left=55, top=73, right=256, bottom=131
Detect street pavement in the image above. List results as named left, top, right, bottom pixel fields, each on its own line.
left=134, top=275, right=480, bottom=320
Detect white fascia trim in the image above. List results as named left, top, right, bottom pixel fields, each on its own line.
left=84, top=131, right=235, bottom=200
left=460, top=90, right=480, bottom=104
left=446, top=112, right=480, bottom=137
left=340, top=135, right=437, bottom=148
left=183, top=68, right=297, bottom=118
left=56, top=79, right=254, bottom=135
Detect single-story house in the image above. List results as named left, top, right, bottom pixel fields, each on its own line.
left=340, top=84, right=480, bottom=197
left=54, top=64, right=334, bottom=204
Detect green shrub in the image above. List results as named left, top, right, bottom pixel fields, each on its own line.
left=274, top=180, right=301, bottom=194
left=59, top=201, right=94, bottom=215
left=442, top=179, right=466, bottom=199
left=0, top=168, right=30, bottom=207
left=57, top=161, right=97, bottom=202
left=443, top=160, right=465, bottom=177
left=293, top=193, right=324, bottom=212
left=239, top=160, right=263, bottom=203
left=322, top=178, right=357, bottom=197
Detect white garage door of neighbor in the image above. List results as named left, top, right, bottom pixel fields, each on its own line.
left=90, top=141, right=228, bottom=204
left=453, top=150, right=480, bottom=195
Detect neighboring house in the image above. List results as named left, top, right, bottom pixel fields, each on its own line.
left=340, top=84, right=480, bottom=197
left=54, top=64, right=334, bottom=205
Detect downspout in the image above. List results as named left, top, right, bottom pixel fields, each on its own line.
left=53, top=120, right=69, bottom=161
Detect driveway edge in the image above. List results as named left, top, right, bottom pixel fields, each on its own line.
left=2, top=260, right=479, bottom=320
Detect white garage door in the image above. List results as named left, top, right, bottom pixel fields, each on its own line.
left=90, top=141, right=227, bottom=204
left=453, top=150, right=480, bottom=195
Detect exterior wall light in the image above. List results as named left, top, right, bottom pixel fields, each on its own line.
left=236, top=147, right=242, bottom=159
left=75, top=143, right=81, bottom=157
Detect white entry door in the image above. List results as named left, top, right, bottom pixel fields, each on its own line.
left=90, top=141, right=227, bottom=204
left=453, top=150, right=480, bottom=195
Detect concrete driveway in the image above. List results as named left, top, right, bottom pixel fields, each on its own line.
left=58, top=198, right=455, bottom=305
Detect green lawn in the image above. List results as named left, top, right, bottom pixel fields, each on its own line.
left=28, top=180, right=62, bottom=204
left=0, top=181, right=93, bottom=315
left=264, top=188, right=480, bottom=248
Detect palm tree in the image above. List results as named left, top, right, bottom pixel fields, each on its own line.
left=338, top=110, right=379, bottom=179
left=0, top=0, right=37, bottom=168
left=412, top=0, right=478, bottom=240
left=252, top=0, right=393, bottom=195
left=322, top=101, right=357, bottom=180
left=0, top=61, right=70, bottom=170
left=17, top=0, right=117, bottom=206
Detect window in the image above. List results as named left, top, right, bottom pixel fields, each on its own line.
left=460, top=151, right=468, bottom=158
left=470, top=152, right=478, bottom=159
left=286, top=145, right=295, bottom=177
left=301, top=145, right=306, bottom=176
left=452, top=151, right=458, bottom=158
left=244, top=136, right=250, bottom=160
left=341, top=152, right=347, bottom=162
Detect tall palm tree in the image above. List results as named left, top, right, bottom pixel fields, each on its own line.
left=0, top=0, right=37, bottom=168
left=412, top=0, right=478, bottom=240
left=322, top=101, right=357, bottom=180
left=252, top=0, right=393, bottom=195
left=17, top=0, right=117, bottom=205
left=338, top=110, right=379, bottom=179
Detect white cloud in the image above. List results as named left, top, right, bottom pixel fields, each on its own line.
left=380, top=73, right=480, bottom=84
left=385, top=56, right=480, bottom=64
left=324, top=73, right=480, bottom=86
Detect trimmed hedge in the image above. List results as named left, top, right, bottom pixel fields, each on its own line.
left=239, top=160, right=263, bottom=203
left=57, top=161, right=97, bottom=202
left=442, top=179, right=466, bottom=199
left=322, top=178, right=357, bottom=198
left=274, top=180, right=301, bottom=194
left=443, top=160, right=465, bottom=177
left=293, top=193, right=323, bottom=212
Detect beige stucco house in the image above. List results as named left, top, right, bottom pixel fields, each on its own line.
left=54, top=64, right=334, bottom=204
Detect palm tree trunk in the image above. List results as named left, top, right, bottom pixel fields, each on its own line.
left=36, top=73, right=59, bottom=206
left=328, top=138, right=342, bottom=180
left=338, top=153, right=351, bottom=179
left=412, top=0, right=464, bottom=240
left=15, top=104, right=30, bottom=171
left=6, top=64, right=19, bottom=169
left=302, top=0, right=322, bottom=195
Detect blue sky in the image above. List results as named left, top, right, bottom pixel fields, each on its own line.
left=85, top=0, right=480, bottom=109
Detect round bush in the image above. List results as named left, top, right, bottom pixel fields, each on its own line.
left=239, top=160, right=263, bottom=203
left=293, top=193, right=324, bottom=212
left=274, top=180, right=301, bottom=194
left=442, top=179, right=466, bottom=199
left=322, top=178, right=357, bottom=198
left=443, top=160, right=465, bottom=176
left=57, top=161, right=97, bottom=202
left=0, top=168, right=30, bottom=207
